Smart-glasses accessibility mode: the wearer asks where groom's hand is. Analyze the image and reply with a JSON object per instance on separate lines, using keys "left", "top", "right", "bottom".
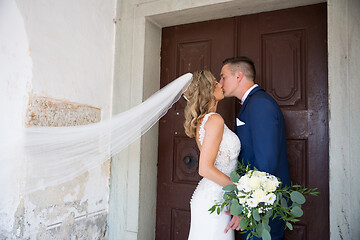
{"left": 224, "top": 211, "right": 243, "bottom": 233}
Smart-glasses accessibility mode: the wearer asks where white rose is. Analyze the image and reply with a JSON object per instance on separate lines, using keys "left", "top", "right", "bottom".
{"left": 239, "top": 197, "right": 247, "bottom": 205}
{"left": 252, "top": 189, "right": 266, "bottom": 203}
{"left": 265, "top": 193, "right": 276, "bottom": 205}
{"left": 264, "top": 179, "right": 277, "bottom": 192}
{"left": 253, "top": 170, "right": 267, "bottom": 177}
{"left": 246, "top": 198, "right": 259, "bottom": 208}
{"left": 237, "top": 192, "right": 247, "bottom": 204}
{"left": 237, "top": 176, "right": 251, "bottom": 192}
{"left": 269, "top": 176, "right": 280, "bottom": 187}
{"left": 248, "top": 176, "right": 261, "bottom": 190}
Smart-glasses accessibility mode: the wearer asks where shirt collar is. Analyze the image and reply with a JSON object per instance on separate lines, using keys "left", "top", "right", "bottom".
{"left": 241, "top": 84, "right": 258, "bottom": 105}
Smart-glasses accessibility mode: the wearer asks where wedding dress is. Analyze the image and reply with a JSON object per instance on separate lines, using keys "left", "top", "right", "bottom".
{"left": 188, "top": 112, "right": 241, "bottom": 240}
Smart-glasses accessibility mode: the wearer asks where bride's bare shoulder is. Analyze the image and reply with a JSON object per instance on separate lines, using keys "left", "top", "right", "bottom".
{"left": 195, "top": 113, "right": 223, "bottom": 145}
{"left": 203, "top": 114, "right": 224, "bottom": 137}
{"left": 205, "top": 113, "right": 224, "bottom": 126}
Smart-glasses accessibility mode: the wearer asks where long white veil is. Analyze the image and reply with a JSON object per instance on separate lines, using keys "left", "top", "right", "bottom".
{"left": 23, "top": 73, "right": 192, "bottom": 193}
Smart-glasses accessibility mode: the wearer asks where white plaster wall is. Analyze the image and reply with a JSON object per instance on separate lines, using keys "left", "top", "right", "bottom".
{"left": 328, "top": 0, "right": 360, "bottom": 239}
{"left": 16, "top": 0, "right": 116, "bottom": 236}
{"left": 348, "top": 1, "right": 360, "bottom": 238}
{"left": 0, "top": 0, "right": 32, "bottom": 238}
{"left": 15, "top": 0, "right": 115, "bottom": 118}
{"left": 1, "top": 0, "right": 117, "bottom": 238}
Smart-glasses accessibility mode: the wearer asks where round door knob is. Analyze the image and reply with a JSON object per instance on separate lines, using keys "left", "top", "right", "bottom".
{"left": 183, "top": 155, "right": 196, "bottom": 169}
{"left": 183, "top": 156, "right": 191, "bottom": 164}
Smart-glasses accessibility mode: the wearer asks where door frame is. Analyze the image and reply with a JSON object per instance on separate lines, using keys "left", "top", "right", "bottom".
{"left": 109, "top": 1, "right": 357, "bottom": 239}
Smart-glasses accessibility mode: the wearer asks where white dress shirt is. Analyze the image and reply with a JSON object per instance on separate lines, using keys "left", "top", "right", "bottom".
{"left": 241, "top": 84, "right": 258, "bottom": 105}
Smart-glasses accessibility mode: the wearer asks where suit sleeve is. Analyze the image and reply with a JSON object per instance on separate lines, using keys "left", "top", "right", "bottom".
{"left": 248, "top": 97, "right": 281, "bottom": 174}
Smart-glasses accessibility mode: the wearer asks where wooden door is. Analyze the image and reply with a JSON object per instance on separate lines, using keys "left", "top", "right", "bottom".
{"left": 156, "top": 3, "right": 328, "bottom": 240}
{"left": 237, "top": 4, "right": 328, "bottom": 240}
{"left": 156, "top": 18, "right": 237, "bottom": 240}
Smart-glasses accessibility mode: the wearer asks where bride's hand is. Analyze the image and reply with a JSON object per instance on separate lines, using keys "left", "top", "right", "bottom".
{"left": 224, "top": 212, "right": 243, "bottom": 233}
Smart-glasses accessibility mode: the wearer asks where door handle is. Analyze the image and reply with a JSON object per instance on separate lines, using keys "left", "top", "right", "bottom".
{"left": 183, "top": 154, "right": 196, "bottom": 169}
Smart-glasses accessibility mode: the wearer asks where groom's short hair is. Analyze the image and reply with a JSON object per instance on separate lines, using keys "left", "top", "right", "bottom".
{"left": 222, "top": 56, "right": 256, "bottom": 81}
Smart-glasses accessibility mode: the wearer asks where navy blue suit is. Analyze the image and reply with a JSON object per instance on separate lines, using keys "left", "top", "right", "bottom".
{"left": 235, "top": 86, "right": 291, "bottom": 240}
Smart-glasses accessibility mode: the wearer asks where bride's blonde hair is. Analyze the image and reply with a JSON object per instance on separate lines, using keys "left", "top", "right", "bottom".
{"left": 184, "top": 70, "right": 217, "bottom": 138}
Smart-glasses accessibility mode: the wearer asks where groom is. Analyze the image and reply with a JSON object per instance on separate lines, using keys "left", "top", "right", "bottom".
{"left": 219, "top": 56, "right": 291, "bottom": 240}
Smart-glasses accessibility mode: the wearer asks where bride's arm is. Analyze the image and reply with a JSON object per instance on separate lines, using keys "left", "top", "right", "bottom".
{"left": 197, "top": 114, "right": 233, "bottom": 187}
{"left": 198, "top": 114, "right": 243, "bottom": 232}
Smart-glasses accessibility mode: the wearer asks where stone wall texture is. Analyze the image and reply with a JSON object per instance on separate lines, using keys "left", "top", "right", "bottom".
{"left": 18, "top": 95, "right": 109, "bottom": 240}
{"left": 26, "top": 95, "right": 101, "bottom": 127}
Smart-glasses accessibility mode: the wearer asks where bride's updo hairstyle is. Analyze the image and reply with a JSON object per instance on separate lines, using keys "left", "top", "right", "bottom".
{"left": 184, "top": 70, "right": 217, "bottom": 138}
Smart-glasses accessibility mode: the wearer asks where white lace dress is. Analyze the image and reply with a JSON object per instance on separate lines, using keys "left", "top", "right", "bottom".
{"left": 188, "top": 113, "right": 241, "bottom": 240}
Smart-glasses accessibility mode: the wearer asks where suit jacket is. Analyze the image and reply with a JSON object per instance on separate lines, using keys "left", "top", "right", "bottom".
{"left": 235, "top": 86, "right": 291, "bottom": 240}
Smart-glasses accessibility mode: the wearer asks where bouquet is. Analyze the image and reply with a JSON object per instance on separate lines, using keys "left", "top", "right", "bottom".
{"left": 209, "top": 163, "right": 319, "bottom": 240}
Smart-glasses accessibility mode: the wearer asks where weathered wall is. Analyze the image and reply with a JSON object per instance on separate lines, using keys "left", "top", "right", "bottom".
{"left": 0, "top": 0, "right": 116, "bottom": 239}
{"left": 23, "top": 95, "right": 108, "bottom": 239}
{"left": 0, "top": 0, "right": 32, "bottom": 238}
{"left": 15, "top": 0, "right": 115, "bottom": 117}
{"left": 328, "top": 0, "right": 360, "bottom": 239}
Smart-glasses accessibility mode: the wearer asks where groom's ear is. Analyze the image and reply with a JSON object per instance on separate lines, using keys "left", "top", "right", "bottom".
{"left": 236, "top": 72, "right": 244, "bottom": 83}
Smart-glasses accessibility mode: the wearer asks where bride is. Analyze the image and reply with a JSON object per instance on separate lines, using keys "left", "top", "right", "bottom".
{"left": 183, "top": 70, "right": 241, "bottom": 240}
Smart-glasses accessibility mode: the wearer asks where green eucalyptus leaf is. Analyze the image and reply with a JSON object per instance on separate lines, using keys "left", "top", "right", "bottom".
{"left": 230, "top": 171, "right": 240, "bottom": 183}
{"left": 292, "top": 202, "right": 301, "bottom": 208}
{"left": 262, "top": 216, "right": 269, "bottom": 226}
{"left": 223, "top": 193, "right": 228, "bottom": 199}
{"left": 253, "top": 209, "right": 261, "bottom": 221}
{"left": 286, "top": 222, "right": 293, "bottom": 230}
{"left": 291, "top": 191, "right": 306, "bottom": 204}
{"left": 230, "top": 199, "right": 243, "bottom": 215}
{"left": 217, "top": 207, "right": 220, "bottom": 215}
{"left": 240, "top": 218, "right": 248, "bottom": 230}
{"left": 281, "top": 198, "right": 288, "bottom": 210}
{"left": 255, "top": 223, "right": 263, "bottom": 232}
{"left": 262, "top": 229, "right": 271, "bottom": 240}
{"left": 263, "top": 222, "right": 271, "bottom": 232}
{"left": 223, "top": 184, "right": 235, "bottom": 192}
{"left": 291, "top": 206, "right": 304, "bottom": 217}
{"left": 265, "top": 209, "right": 273, "bottom": 219}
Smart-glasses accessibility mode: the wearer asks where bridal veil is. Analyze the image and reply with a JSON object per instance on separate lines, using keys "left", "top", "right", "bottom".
{"left": 8, "top": 73, "right": 192, "bottom": 193}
